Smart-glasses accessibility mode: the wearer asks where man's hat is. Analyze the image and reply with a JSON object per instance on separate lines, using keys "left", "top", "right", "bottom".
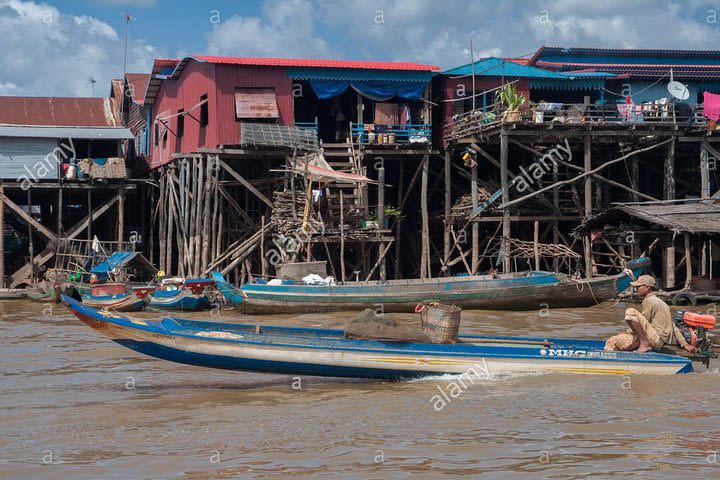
{"left": 630, "top": 274, "right": 656, "bottom": 288}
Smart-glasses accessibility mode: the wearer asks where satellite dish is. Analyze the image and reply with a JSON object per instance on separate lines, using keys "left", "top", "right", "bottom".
{"left": 667, "top": 81, "right": 690, "bottom": 100}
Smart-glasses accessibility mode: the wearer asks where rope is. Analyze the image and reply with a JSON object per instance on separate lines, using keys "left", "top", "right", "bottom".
{"left": 571, "top": 277, "right": 600, "bottom": 305}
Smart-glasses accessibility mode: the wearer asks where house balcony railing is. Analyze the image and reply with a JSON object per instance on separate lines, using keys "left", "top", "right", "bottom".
{"left": 351, "top": 123, "right": 431, "bottom": 146}
{"left": 444, "top": 101, "right": 711, "bottom": 144}
{"left": 295, "top": 118, "right": 319, "bottom": 138}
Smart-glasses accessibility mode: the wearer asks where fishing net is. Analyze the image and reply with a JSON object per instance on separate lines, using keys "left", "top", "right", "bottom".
{"left": 344, "top": 309, "right": 429, "bottom": 343}
{"left": 344, "top": 302, "right": 462, "bottom": 344}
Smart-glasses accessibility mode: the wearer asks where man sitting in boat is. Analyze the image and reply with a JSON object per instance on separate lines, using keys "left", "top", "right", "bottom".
{"left": 605, "top": 275, "right": 696, "bottom": 354}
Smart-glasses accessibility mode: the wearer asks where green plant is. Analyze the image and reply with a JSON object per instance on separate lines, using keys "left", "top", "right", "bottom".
{"left": 498, "top": 83, "right": 526, "bottom": 112}
{"left": 368, "top": 205, "right": 404, "bottom": 221}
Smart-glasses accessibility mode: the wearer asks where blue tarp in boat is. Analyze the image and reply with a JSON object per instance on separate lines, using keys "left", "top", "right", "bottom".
{"left": 90, "top": 251, "right": 157, "bottom": 281}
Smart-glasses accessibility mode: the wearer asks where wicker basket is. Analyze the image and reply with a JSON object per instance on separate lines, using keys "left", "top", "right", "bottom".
{"left": 417, "top": 302, "right": 461, "bottom": 344}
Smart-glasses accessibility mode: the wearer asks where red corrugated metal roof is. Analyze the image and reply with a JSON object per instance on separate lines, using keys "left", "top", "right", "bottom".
{"left": 0, "top": 97, "right": 120, "bottom": 127}
{"left": 192, "top": 54, "right": 439, "bottom": 71}
{"left": 125, "top": 73, "right": 150, "bottom": 105}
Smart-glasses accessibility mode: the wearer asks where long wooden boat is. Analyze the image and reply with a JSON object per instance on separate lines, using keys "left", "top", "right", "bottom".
{"left": 212, "top": 258, "right": 652, "bottom": 314}
{"left": 61, "top": 294, "right": 694, "bottom": 377}
{"left": 149, "top": 278, "right": 213, "bottom": 311}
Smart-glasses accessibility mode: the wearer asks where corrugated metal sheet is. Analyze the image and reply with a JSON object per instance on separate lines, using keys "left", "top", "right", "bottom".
{"left": 576, "top": 202, "right": 720, "bottom": 235}
{"left": 235, "top": 88, "right": 279, "bottom": 118}
{"left": 0, "top": 97, "right": 120, "bottom": 127}
{"left": 287, "top": 67, "right": 432, "bottom": 82}
{"left": 442, "top": 57, "right": 569, "bottom": 79}
{"left": 0, "top": 126, "right": 133, "bottom": 139}
{"left": 193, "top": 55, "right": 439, "bottom": 71}
{"left": 0, "top": 137, "right": 60, "bottom": 180}
{"left": 125, "top": 73, "right": 150, "bottom": 105}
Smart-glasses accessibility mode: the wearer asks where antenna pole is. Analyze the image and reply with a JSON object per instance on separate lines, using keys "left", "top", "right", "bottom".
{"left": 120, "top": 12, "right": 135, "bottom": 119}
{"left": 470, "top": 39, "right": 476, "bottom": 111}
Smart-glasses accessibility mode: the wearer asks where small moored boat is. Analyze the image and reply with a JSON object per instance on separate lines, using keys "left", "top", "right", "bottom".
{"left": 149, "top": 278, "right": 213, "bottom": 311}
{"left": 212, "top": 258, "right": 652, "bottom": 314}
{"left": 81, "top": 284, "right": 154, "bottom": 312}
{"left": 61, "top": 294, "right": 695, "bottom": 377}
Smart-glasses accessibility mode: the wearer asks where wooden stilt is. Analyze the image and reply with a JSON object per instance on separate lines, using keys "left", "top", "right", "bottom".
{"left": 420, "top": 155, "right": 430, "bottom": 278}
{"left": 0, "top": 182, "right": 4, "bottom": 288}
{"left": 684, "top": 234, "right": 692, "bottom": 290}
{"left": 27, "top": 189, "right": 34, "bottom": 282}
{"left": 201, "top": 158, "right": 213, "bottom": 273}
{"left": 377, "top": 165, "right": 386, "bottom": 280}
{"left": 663, "top": 140, "right": 677, "bottom": 289}
{"left": 394, "top": 162, "right": 404, "bottom": 279}
{"left": 471, "top": 161, "right": 478, "bottom": 274}
{"left": 86, "top": 189, "right": 92, "bottom": 241}
{"left": 701, "top": 141, "right": 710, "bottom": 199}
{"left": 166, "top": 173, "right": 175, "bottom": 275}
{"left": 500, "top": 128, "right": 510, "bottom": 272}
{"left": 117, "top": 186, "right": 125, "bottom": 246}
{"left": 149, "top": 185, "right": 155, "bottom": 265}
{"left": 583, "top": 134, "right": 592, "bottom": 278}
{"left": 533, "top": 220, "right": 540, "bottom": 270}
{"left": 340, "top": 191, "right": 346, "bottom": 282}
{"left": 260, "top": 215, "right": 267, "bottom": 280}
{"left": 443, "top": 150, "right": 451, "bottom": 267}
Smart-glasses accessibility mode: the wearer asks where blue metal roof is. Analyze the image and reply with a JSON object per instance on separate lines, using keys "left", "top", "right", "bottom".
{"left": 287, "top": 67, "right": 432, "bottom": 82}
{"left": 442, "top": 57, "right": 569, "bottom": 79}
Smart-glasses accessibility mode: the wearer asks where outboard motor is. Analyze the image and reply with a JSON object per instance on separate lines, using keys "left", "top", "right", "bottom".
{"left": 674, "top": 311, "right": 717, "bottom": 361}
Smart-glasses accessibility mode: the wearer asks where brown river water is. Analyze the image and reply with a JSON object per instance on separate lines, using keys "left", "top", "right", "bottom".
{"left": 2, "top": 298, "right": 719, "bottom": 479}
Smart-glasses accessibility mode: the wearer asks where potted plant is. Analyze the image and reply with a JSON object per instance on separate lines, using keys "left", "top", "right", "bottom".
{"left": 498, "top": 83, "right": 526, "bottom": 122}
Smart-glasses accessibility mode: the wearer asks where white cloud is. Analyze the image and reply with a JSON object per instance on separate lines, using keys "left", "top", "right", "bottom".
{"left": 206, "top": 0, "right": 333, "bottom": 58}
{"left": 0, "top": 0, "right": 160, "bottom": 96}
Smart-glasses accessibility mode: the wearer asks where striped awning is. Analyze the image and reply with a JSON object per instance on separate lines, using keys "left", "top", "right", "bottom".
{"left": 288, "top": 67, "right": 432, "bottom": 82}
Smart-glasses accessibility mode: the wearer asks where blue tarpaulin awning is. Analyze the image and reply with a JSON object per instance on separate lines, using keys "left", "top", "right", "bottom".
{"left": 308, "top": 79, "right": 428, "bottom": 101}
{"left": 91, "top": 251, "right": 157, "bottom": 280}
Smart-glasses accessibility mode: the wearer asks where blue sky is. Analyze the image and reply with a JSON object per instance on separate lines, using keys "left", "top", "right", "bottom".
{"left": 1, "top": 0, "right": 719, "bottom": 97}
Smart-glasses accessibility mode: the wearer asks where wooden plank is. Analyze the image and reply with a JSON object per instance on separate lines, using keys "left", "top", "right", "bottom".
{"left": 0, "top": 192, "right": 56, "bottom": 241}
{"left": 218, "top": 159, "right": 274, "bottom": 208}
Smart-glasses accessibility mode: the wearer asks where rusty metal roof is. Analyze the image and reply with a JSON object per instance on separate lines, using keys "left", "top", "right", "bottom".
{"left": 125, "top": 73, "right": 150, "bottom": 105}
{"left": 575, "top": 200, "right": 720, "bottom": 235}
{"left": 0, "top": 97, "right": 120, "bottom": 127}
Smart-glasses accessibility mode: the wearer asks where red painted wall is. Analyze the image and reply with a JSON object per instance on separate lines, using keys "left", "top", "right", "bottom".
{"left": 149, "top": 61, "right": 295, "bottom": 169}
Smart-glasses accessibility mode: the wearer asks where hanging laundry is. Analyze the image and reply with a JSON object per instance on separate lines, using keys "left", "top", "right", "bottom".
{"left": 617, "top": 104, "right": 633, "bottom": 120}
{"left": 703, "top": 92, "right": 720, "bottom": 121}
{"left": 374, "top": 102, "right": 399, "bottom": 125}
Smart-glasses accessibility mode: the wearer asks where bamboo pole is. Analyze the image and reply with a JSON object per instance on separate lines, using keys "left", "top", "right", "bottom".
{"left": 193, "top": 155, "right": 205, "bottom": 276}
{"left": 201, "top": 157, "right": 213, "bottom": 273}
{"left": 211, "top": 158, "right": 220, "bottom": 273}
{"left": 365, "top": 242, "right": 393, "bottom": 281}
{"left": 340, "top": 191, "right": 346, "bottom": 282}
